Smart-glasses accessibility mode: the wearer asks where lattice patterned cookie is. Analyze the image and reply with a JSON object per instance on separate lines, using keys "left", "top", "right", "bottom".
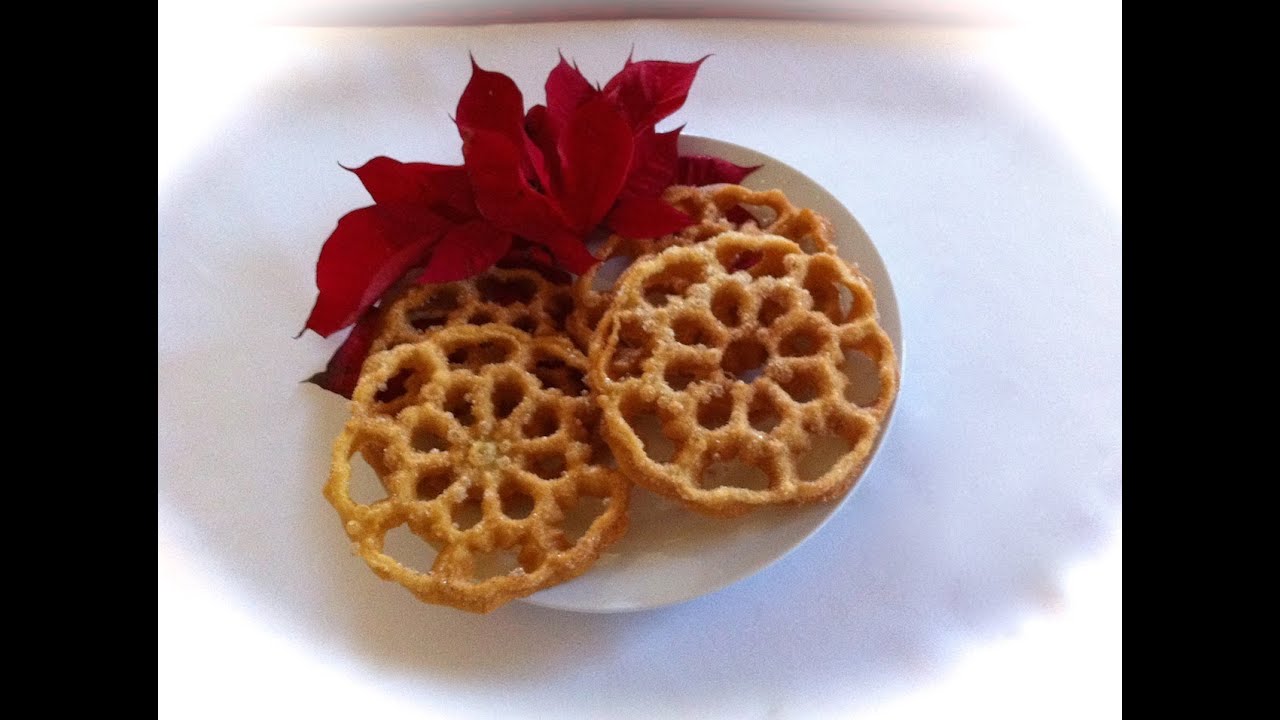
{"left": 567, "top": 184, "right": 836, "bottom": 349}
{"left": 325, "top": 324, "right": 629, "bottom": 613}
{"left": 370, "top": 267, "right": 575, "bottom": 354}
{"left": 587, "top": 231, "right": 898, "bottom": 517}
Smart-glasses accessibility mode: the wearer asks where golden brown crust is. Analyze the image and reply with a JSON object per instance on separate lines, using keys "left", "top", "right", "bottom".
{"left": 587, "top": 232, "right": 898, "bottom": 518}
{"left": 324, "top": 325, "right": 630, "bottom": 613}
{"left": 566, "top": 185, "right": 837, "bottom": 350}
{"left": 371, "top": 267, "right": 575, "bottom": 354}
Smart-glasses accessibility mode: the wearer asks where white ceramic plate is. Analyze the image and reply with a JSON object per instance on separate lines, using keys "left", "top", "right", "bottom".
{"left": 159, "top": 136, "right": 899, "bottom": 616}
{"left": 524, "top": 134, "right": 903, "bottom": 612}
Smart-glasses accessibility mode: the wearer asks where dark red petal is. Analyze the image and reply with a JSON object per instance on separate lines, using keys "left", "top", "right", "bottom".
{"left": 346, "top": 157, "right": 476, "bottom": 224}
{"left": 304, "top": 206, "right": 438, "bottom": 337}
{"left": 461, "top": 126, "right": 571, "bottom": 243}
{"left": 304, "top": 305, "right": 384, "bottom": 399}
{"left": 416, "top": 220, "right": 512, "bottom": 284}
{"left": 602, "top": 56, "right": 708, "bottom": 131}
{"left": 537, "top": 230, "right": 599, "bottom": 275}
{"left": 545, "top": 53, "right": 598, "bottom": 130}
{"left": 622, "top": 125, "right": 681, "bottom": 198}
{"left": 421, "top": 168, "right": 479, "bottom": 221}
{"left": 605, "top": 194, "right": 692, "bottom": 239}
{"left": 456, "top": 57, "right": 525, "bottom": 142}
{"left": 523, "top": 104, "right": 557, "bottom": 192}
{"left": 676, "top": 155, "right": 762, "bottom": 186}
{"left": 455, "top": 60, "right": 540, "bottom": 187}
{"left": 554, "top": 96, "right": 634, "bottom": 231}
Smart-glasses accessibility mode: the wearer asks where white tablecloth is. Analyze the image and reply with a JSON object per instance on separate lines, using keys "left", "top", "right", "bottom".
{"left": 159, "top": 13, "right": 1120, "bottom": 720}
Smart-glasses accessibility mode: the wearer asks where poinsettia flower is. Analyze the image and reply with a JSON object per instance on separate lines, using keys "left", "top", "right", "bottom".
{"left": 460, "top": 55, "right": 711, "bottom": 252}
{"left": 540, "top": 54, "right": 695, "bottom": 200}
{"left": 528, "top": 53, "right": 761, "bottom": 237}
{"left": 456, "top": 59, "right": 615, "bottom": 273}
{"left": 470, "top": 56, "right": 639, "bottom": 238}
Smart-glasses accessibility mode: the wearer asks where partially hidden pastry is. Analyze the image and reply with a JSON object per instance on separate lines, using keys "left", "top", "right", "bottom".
{"left": 325, "top": 324, "right": 629, "bottom": 613}
{"left": 371, "top": 266, "right": 575, "bottom": 355}
{"left": 587, "top": 231, "right": 898, "bottom": 517}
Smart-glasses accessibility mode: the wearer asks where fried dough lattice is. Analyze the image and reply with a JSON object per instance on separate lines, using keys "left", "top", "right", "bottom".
{"left": 324, "top": 325, "right": 630, "bottom": 613}
{"left": 371, "top": 267, "right": 575, "bottom": 354}
{"left": 588, "top": 232, "right": 898, "bottom": 517}
{"left": 567, "top": 184, "right": 836, "bottom": 349}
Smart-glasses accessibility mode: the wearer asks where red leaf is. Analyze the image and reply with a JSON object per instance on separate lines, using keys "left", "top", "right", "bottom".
{"left": 554, "top": 95, "right": 634, "bottom": 231}
{"left": 461, "top": 126, "right": 570, "bottom": 243}
{"left": 676, "top": 155, "right": 762, "bottom": 186}
{"left": 304, "top": 206, "right": 438, "bottom": 337}
{"left": 455, "top": 57, "right": 525, "bottom": 141}
{"left": 605, "top": 194, "right": 692, "bottom": 239}
{"left": 622, "top": 125, "right": 681, "bottom": 197}
{"left": 545, "top": 53, "right": 598, "bottom": 131}
{"left": 538, "top": 230, "right": 600, "bottom": 275}
{"left": 456, "top": 59, "right": 547, "bottom": 187}
{"left": 603, "top": 56, "right": 708, "bottom": 131}
{"left": 304, "top": 305, "right": 384, "bottom": 398}
{"left": 346, "top": 157, "right": 475, "bottom": 223}
{"left": 462, "top": 120, "right": 601, "bottom": 277}
{"left": 523, "top": 104, "right": 557, "bottom": 192}
{"left": 416, "top": 220, "right": 512, "bottom": 284}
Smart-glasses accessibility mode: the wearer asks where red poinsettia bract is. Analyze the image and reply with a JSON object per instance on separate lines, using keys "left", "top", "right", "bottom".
{"left": 302, "top": 53, "right": 760, "bottom": 397}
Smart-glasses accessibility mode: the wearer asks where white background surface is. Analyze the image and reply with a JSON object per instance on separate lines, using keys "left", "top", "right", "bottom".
{"left": 158, "top": 6, "right": 1121, "bottom": 719}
